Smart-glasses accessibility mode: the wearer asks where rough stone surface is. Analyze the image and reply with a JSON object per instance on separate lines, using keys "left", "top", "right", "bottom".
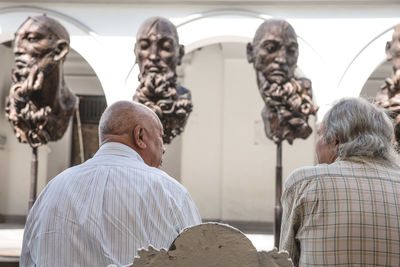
{"left": 116, "top": 223, "right": 293, "bottom": 267}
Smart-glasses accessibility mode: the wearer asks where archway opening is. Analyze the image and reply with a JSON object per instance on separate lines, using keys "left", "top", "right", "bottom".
{"left": 0, "top": 39, "right": 105, "bottom": 219}
{"left": 359, "top": 59, "right": 391, "bottom": 99}
{"left": 164, "top": 41, "right": 316, "bottom": 235}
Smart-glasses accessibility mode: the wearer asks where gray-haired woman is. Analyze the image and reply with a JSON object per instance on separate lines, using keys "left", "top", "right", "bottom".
{"left": 280, "top": 97, "right": 400, "bottom": 267}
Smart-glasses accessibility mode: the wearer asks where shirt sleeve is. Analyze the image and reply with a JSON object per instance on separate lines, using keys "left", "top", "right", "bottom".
{"left": 175, "top": 191, "right": 202, "bottom": 231}
{"left": 20, "top": 231, "right": 34, "bottom": 267}
{"left": 280, "top": 177, "right": 302, "bottom": 266}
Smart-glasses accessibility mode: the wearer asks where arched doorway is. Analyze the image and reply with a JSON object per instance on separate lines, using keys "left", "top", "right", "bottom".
{"left": 360, "top": 59, "right": 391, "bottom": 99}
{"left": 338, "top": 26, "right": 395, "bottom": 101}
{"left": 0, "top": 7, "right": 112, "bottom": 219}
{"left": 177, "top": 41, "right": 316, "bottom": 230}
{"left": 0, "top": 38, "right": 105, "bottom": 220}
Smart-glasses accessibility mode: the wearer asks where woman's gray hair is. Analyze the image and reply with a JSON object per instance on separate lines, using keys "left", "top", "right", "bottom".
{"left": 321, "top": 97, "right": 398, "bottom": 165}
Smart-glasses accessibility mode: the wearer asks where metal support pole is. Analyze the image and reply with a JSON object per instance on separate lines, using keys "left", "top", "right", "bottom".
{"left": 75, "top": 100, "right": 85, "bottom": 163}
{"left": 28, "top": 147, "right": 38, "bottom": 210}
{"left": 274, "top": 142, "right": 283, "bottom": 248}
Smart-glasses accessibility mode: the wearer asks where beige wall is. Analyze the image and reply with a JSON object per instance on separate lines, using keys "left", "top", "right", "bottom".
{"left": 180, "top": 44, "right": 225, "bottom": 220}
{"left": 161, "top": 136, "right": 183, "bottom": 181}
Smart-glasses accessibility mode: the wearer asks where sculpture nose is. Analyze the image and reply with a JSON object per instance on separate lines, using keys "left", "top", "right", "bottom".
{"left": 149, "top": 45, "right": 160, "bottom": 62}
{"left": 13, "top": 40, "right": 24, "bottom": 55}
{"left": 275, "top": 49, "right": 287, "bottom": 64}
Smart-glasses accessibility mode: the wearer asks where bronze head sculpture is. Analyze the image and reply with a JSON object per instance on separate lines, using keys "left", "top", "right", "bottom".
{"left": 5, "top": 15, "right": 77, "bottom": 147}
{"left": 247, "top": 19, "right": 318, "bottom": 144}
{"left": 375, "top": 24, "right": 400, "bottom": 146}
{"left": 133, "top": 16, "right": 193, "bottom": 144}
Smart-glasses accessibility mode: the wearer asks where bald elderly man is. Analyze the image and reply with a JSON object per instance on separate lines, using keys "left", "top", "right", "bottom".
{"left": 20, "top": 101, "right": 201, "bottom": 267}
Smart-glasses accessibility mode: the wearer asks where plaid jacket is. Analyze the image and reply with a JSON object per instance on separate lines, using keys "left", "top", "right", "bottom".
{"left": 280, "top": 157, "right": 400, "bottom": 267}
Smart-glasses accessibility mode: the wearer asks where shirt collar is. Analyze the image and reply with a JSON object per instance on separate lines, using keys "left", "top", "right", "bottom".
{"left": 94, "top": 142, "right": 144, "bottom": 163}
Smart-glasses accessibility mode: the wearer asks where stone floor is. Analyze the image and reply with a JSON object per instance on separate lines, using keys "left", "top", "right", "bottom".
{"left": 0, "top": 223, "right": 274, "bottom": 265}
{"left": 0, "top": 224, "right": 23, "bottom": 266}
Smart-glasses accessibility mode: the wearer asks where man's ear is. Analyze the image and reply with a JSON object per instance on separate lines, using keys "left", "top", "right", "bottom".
{"left": 133, "top": 125, "right": 147, "bottom": 149}
{"left": 54, "top": 40, "right": 69, "bottom": 62}
{"left": 386, "top": 41, "right": 393, "bottom": 61}
{"left": 246, "top": 42, "right": 254, "bottom": 63}
{"left": 177, "top": 44, "right": 184, "bottom": 66}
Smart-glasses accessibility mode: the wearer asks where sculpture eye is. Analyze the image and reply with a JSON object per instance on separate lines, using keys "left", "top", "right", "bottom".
{"left": 26, "top": 35, "right": 38, "bottom": 42}
{"left": 287, "top": 47, "right": 297, "bottom": 56}
{"left": 264, "top": 42, "right": 278, "bottom": 53}
{"left": 139, "top": 40, "right": 150, "bottom": 49}
{"left": 161, "top": 40, "right": 173, "bottom": 51}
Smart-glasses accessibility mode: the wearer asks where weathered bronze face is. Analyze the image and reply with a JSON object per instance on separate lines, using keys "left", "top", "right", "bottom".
{"left": 14, "top": 18, "right": 64, "bottom": 79}
{"left": 5, "top": 16, "right": 76, "bottom": 147}
{"left": 133, "top": 17, "right": 192, "bottom": 144}
{"left": 135, "top": 17, "right": 184, "bottom": 78}
{"left": 386, "top": 25, "right": 400, "bottom": 72}
{"left": 248, "top": 19, "right": 317, "bottom": 144}
{"left": 247, "top": 20, "right": 298, "bottom": 86}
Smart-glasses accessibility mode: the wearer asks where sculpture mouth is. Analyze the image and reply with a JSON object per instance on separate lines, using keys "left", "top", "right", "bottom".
{"left": 146, "top": 65, "right": 162, "bottom": 73}
{"left": 270, "top": 70, "right": 287, "bottom": 78}
{"left": 14, "top": 58, "right": 27, "bottom": 69}
{"left": 149, "top": 67, "right": 160, "bottom": 72}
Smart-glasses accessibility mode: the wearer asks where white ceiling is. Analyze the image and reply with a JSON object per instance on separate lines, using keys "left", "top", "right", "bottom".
{"left": 0, "top": 0, "right": 398, "bottom": 5}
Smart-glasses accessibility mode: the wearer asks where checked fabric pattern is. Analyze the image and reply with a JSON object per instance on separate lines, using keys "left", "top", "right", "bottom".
{"left": 280, "top": 157, "right": 400, "bottom": 267}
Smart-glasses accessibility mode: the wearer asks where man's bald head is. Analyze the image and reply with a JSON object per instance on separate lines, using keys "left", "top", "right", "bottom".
{"left": 99, "top": 101, "right": 156, "bottom": 143}
{"left": 99, "top": 100, "right": 165, "bottom": 167}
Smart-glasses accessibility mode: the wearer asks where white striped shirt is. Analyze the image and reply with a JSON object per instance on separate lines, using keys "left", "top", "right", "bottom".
{"left": 20, "top": 142, "right": 201, "bottom": 267}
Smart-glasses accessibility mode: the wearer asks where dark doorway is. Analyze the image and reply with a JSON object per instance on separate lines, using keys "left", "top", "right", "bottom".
{"left": 70, "top": 95, "right": 107, "bottom": 166}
